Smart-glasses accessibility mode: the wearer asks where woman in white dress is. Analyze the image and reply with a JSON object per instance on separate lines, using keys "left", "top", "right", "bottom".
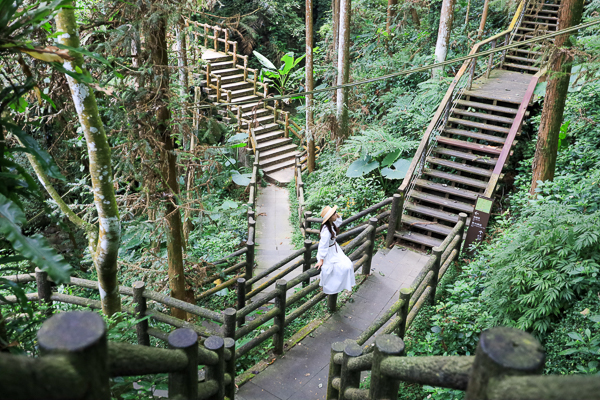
{"left": 315, "top": 205, "right": 356, "bottom": 295}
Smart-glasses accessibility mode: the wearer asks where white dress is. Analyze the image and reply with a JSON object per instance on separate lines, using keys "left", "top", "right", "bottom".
{"left": 317, "top": 218, "right": 356, "bottom": 295}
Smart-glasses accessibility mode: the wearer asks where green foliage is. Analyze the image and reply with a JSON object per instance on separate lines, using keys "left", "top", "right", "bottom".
{"left": 254, "top": 50, "right": 306, "bottom": 96}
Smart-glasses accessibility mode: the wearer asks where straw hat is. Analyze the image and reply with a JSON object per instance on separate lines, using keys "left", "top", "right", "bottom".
{"left": 320, "top": 205, "right": 338, "bottom": 225}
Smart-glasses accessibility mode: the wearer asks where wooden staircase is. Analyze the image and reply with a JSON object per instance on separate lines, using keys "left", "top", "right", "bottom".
{"left": 395, "top": 0, "right": 559, "bottom": 250}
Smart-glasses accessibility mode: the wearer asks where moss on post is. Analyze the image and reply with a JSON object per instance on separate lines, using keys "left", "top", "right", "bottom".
{"left": 370, "top": 334, "right": 404, "bottom": 399}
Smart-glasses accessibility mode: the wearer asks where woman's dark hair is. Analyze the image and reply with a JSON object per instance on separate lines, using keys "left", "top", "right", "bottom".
{"left": 320, "top": 219, "right": 339, "bottom": 239}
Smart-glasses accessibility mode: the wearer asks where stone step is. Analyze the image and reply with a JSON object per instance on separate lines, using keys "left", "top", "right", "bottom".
{"left": 255, "top": 137, "right": 293, "bottom": 152}
{"left": 259, "top": 151, "right": 300, "bottom": 168}
{"left": 262, "top": 159, "right": 296, "bottom": 174}
{"left": 256, "top": 130, "right": 284, "bottom": 144}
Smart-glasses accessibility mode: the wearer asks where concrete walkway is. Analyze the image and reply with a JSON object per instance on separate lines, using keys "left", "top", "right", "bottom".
{"left": 237, "top": 246, "right": 430, "bottom": 400}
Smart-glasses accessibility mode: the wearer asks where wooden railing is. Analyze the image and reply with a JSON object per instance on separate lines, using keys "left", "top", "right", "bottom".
{"left": 326, "top": 327, "right": 600, "bottom": 400}
{"left": 0, "top": 311, "right": 236, "bottom": 400}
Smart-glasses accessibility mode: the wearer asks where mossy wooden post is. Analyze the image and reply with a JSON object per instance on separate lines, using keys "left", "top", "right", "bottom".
{"left": 429, "top": 247, "right": 443, "bottom": 305}
{"left": 133, "top": 281, "right": 150, "bottom": 346}
{"left": 204, "top": 336, "right": 225, "bottom": 400}
{"left": 35, "top": 268, "right": 52, "bottom": 307}
{"left": 245, "top": 240, "right": 255, "bottom": 292}
{"left": 386, "top": 193, "right": 402, "bottom": 248}
{"left": 168, "top": 328, "right": 198, "bottom": 399}
{"left": 326, "top": 342, "right": 345, "bottom": 399}
{"left": 397, "top": 288, "right": 413, "bottom": 339}
{"left": 236, "top": 278, "right": 246, "bottom": 328}
{"left": 339, "top": 341, "right": 362, "bottom": 398}
{"left": 364, "top": 218, "right": 378, "bottom": 275}
{"left": 224, "top": 338, "right": 236, "bottom": 400}
{"left": 327, "top": 293, "right": 338, "bottom": 313}
{"left": 303, "top": 239, "right": 312, "bottom": 287}
{"left": 273, "top": 280, "right": 287, "bottom": 354}
{"left": 222, "top": 308, "right": 237, "bottom": 340}
{"left": 457, "top": 212, "right": 467, "bottom": 254}
{"left": 304, "top": 211, "right": 313, "bottom": 235}
{"left": 370, "top": 334, "right": 405, "bottom": 400}
{"left": 38, "top": 311, "right": 109, "bottom": 399}
{"left": 465, "top": 327, "right": 545, "bottom": 400}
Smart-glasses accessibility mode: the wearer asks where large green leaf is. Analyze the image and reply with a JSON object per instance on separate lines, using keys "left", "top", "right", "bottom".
{"left": 381, "top": 150, "right": 401, "bottom": 168}
{"left": 231, "top": 171, "right": 252, "bottom": 186}
{"left": 293, "top": 53, "right": 306, "bottom": 68}
{"left": 280, "top": 52, "right": 294, "bottom": 74}
{"left": 381, "top": 158, "right": 411, "bottom": 180}
{"left": 0, "top": 194, "right": 71, "bottom": 283}
{"left": 252, "top": 50, "right": 276, "bottom": 70}
{"left": 346, "top": 157, "right": 379, "bottom": 178}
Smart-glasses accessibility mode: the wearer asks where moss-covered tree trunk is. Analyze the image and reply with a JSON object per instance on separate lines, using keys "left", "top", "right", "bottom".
{"left": 55, "top": 5, "right": 121, "bottom": 316}
{"left": 433, "top": 0, "right": 456, "bottom": 78}
{"left": 145, "top": 9, "right": 187, "bottom": 319}
{"left": 530, "top": 0, "right": 584, "bottom": 195}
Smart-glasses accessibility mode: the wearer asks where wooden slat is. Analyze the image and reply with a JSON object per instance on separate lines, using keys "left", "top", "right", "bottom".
{"left": 463, "top": 90, "right": 524, "bottom": 104}
{"left": 505, "top": 54, "right": 540, "bottom": 63}
{"left": 433, "top": 147, "right": 498, "bottom": 166}
{"left": 422, "top": 168, "right": 489, "bottom": 190}
{"left": 436, "top": 137, "right": 503, "bottom": 155}
{"left": 525, "top": 14, "right": 558, "bottom": 20}
{"left": 456, "top": 100, "right": 519, "bottom": 114}
{"left": 448, "top": 117, "right": 511, "bottom": 134}
{"left": 502, "top": 62, "right": 541, "bottom": 72}
{"left": 518, "top": 27, "right": 550, "bottom": 33}
{"left": 414, "top": 178, "right": 480, "bottom": 200}
{"left": 405, "top": 202, "right": 460, "bottom": 224}
{"left": 409, "top": 190, "right": 476, "bottom": 213}
{"left": 394, "top": 230, "right": 443, "bottom": 248}
{"left": 402, "top": 215, "right": 453, "bottom": 236}
{"left": 443, "top": 128, "right": 506, "bottom": 144}
{"left": 427, "top": 156, "right": 493, "bottom": 177}
{"left": 452, "top": 109, "right": 515, "bottom": 124}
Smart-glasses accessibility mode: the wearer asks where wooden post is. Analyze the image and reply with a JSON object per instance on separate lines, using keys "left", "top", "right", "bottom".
{"left": 203, "top": 25, "right": 208, "bottom": 47}
{"left": 326, "top": 342, "right": 346, "bottom": 399}
{"left": 429, "top": 247, "right": 443, "bottom": 305}
{"left": 222, "top": 308, "right": 236, "bottom": 339}
{"left": 303, "top": 239, "right": 312, "bottom": 287}
{"left": 304, "top": 211, "right": 313, "bottom": 235}
{"left": 465, "top": 327, "right": 545, "bottom": 400}
{"left": 396, "top": 287, "right": 413, "bottom": 339}
{"left": 467, "top": 57, "right": 476, "bottom": 90}
{"left": 486, "top": 39, "right": 496, "bottom": 78}
{"left": 364, "top": 218, "right": 378, "bottom": 275}
{"left": 226, "top": 90, "right": 232, "bottom": 112}
{"left": 224, "top": 337, "right": 236, "bottom": 400}
{"left": 204, "top": 336, "right": 225, "bottom": 400}
{"left": 213, "top": 27, "right": 218, "bottom": 50}
{"left": 245, "top": 240, "right": 255, "bottom": 292}
{"left": 369, "top": 335, "right": 405, "bottom": 400}
{"left": 216, "top": 76, "right": 221, "bottom": 103}
{"left": 133, "top": 281, "right": 150, "bottom": 346}
{"left": 35, "top": 268, "right": 52, "bottom": 306}
{"left": 273, "top": 279, "right": 287, "bottom": 354}
{"left": 327, "top": 293, "right": 338, "bottom": 313}
{"left": 38, "top": 311, "right": 110, "bottom": 400}
{"left": 232, "top": 42, "right": 237, "bottom": 64}
{"left": 339, "top": 341, "right": 362, "bottom": 398}
{"left": 243, "top": 56, "right": 248, "bottom": 80}
{"left": 457, "top": 212, "right": 467, "bottom": 255}
{"left": 224, "top": 29, "right": 229, "bottom": 53}
{"left": 500, "top": 33, "right": 509, "bottom": 68}
{"left": 284, "top": 112, "right": 290, "bottom": 138}
{"left": 386, "top": 193, "right": 402, "bottom": 248}
{"left": 168, "top": 328, "right": 199, "bottom": 400}
{"left": 206, "top": 63, "right": 212, "bottom": 84}
{"left": 236, "top": 278, "right": 246, "bottom": 328}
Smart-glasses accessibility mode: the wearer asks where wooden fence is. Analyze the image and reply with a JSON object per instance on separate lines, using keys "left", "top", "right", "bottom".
{"left": 327, "top": 327, "right": 600, "bottom": 400}
{"left": 0, "top": 311, "right": 235, "bottom": 400}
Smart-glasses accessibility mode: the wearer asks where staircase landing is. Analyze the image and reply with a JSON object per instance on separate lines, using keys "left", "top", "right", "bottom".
{"left": 468, "top": 69, "right": 534, "bottom": 103}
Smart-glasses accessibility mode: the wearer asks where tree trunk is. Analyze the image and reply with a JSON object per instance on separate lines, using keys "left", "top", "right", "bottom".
{"left": 145, "top": 10, "right": 188, "bottom": 320}
{"left": 336, "top": 0, "right": 351, "bottom": 142}
{"left": 433, "top": 0, "right": 456, "bottom": 78}
{"left": 386, "top": 0, "right": 398, "bottom": 34}
{"left": 55, "top": 5, "right": 122, "bottom": 316}
{"left": 332, "top": 0, "right": 340, "bottom": 60}
{"left": 410, "top": 7, "right": 421, "bottom": 28}
{"left": 477, "top": 0, "right": 491, "bottom": 39}
{"left": 530, "top": 0, "right": 584, "bottom": 195}
{"left": 306, "top": 0, "right": 316, "bottom": 172}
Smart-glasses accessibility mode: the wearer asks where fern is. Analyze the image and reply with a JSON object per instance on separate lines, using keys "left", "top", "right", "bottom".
{"left": 340, "top": 128, "right": 419, "bottom": 158}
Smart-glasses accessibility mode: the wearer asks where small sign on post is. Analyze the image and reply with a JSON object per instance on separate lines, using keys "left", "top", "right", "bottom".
{"left": 463, "top": 196, "right": 493, "bottom": 253}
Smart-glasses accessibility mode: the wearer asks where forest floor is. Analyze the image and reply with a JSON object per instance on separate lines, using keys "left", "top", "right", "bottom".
{"left": 237, "top": 247, "right": 430, "bottom": 400}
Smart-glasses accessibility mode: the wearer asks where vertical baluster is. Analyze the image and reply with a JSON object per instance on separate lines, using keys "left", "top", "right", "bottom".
{"left": 303, "top": 239, "right": 312, "bottom": 287}
{"left": 467, "top": 57, "right": 477, "bottom": 90}
{"left": 222, "top": 308, "right": 236, "bottom": 340}
{"left": 364, "top": 218, "right": 378, "bottom": 275}
{"left": 457, "top": 212, "right": 468, "bottom": 255}
{"left": 213, "top": 27, "right": 218, "bottom": 50}
{"left": 224, "top": 338, "right": 236, "bottom": 400}
{"left": 284, "top": 111, "right": 289, "bottom": 138}
{"left": 245, "top": 239, "right": 255, "bottom": 292}
{"left": 224, "top": 29, "right": 229, "bottom": 53}
{"left": 216, "top": 76, "right": 221, "bottom": 103}
{"left": 429, "top": 247, "right": 443, "bottom": 305}
{"left": 486, "top": 39, "right": 496, "bottom": 78}
{"left": 326, "top": 342, "right": 346, "bottom": 399}
{"left": 133, "top": 281, "right": 150, "bottom": 346}
{"left": 396, "top": 288, "right": 414, "bottom": 339}
{"left": 236, "top": 278, "right": 246, "bottom": 328}
{"left": 204, "top": 336, "right": 225, "bottom": 400}
{"left": 204, "top": 25, "right": 208, "bottom": 47}
{"left": 168, "top": 328, "right": 199, "bottom": 400}
{"left": 35, "top": 268, "right": 52, "bottom": 306}
{"left": 272, "top": 279, "right": 287, "bottom": 354}
{"left": 243, "top": 56, "right": 248, "bottom": 80}
{"left": 386, "top": 193, "right": 402, "bottom": 248}
{"left": 232, "top": 42, "right": 238, "bottom": 65}
{"left": 339, "top": 341, "right": 363, "bottom": 399}
{"left": 369, "top": 335, "right": 405, "bottom": 400}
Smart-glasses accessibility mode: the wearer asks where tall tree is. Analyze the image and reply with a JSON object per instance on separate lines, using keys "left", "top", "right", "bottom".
{"left": 336, "top": 0, "right": 351, "bottom": 141}
{"left": 477, "top": 0, "right": 491, "bottom": 39}
{"left": 145, "top": 5, "right": 187, "bottom": 319}
{"left": 306, "top": 0, "right": 316, "bottom": 172}
{"left": 432, "top": 0, "right": 456, "bottom": 78}
{"left": 530, "top": 0, "right": 585, "bottom": 195}
{"left": 54, "top": 5, "right": 122, "bottom": 316}
{"left": 386, "top": 0, "right": 398, "bottom": 34}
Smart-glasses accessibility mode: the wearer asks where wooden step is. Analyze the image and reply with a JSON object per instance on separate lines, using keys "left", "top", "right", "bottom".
{"left": 394, "top": 230, "right": 443, "bottom": 248}
{"left": 255, "top": 137, "right": 293, "bottom": 152}
{"left": 260, "top": 144, "right": 298, "bottom": 159}
{"left": 518, "top": 27, "right": 550, "bottom": 33}
{"left": 414, "top": 178, "right": 480, "bottom": 200}
{"left": 427, "top": 156, "right": 493, "bottom": 177}
{"left": 443, "top": 128, "right": 506, "bottom": 145}
{"left": 514, "top": 33, "right": 550, "bottom": 40}
{"left": 241, "top": 109, "right": 270, "bottom": 119}
{"left": 212, "top": 68, "right": 241, "bottom": 77}
{"left": 402, "top": 215, "right": 453, "bottom": 236}
{"left": 404, "top": 202, "right": 460, "bottom": 224}
{"left": 210, "top": 60, "right": 234, "bottom": 70}
{"left": 263, "top": 159, "right": 296, "bottom": 174}
{"left": 208, "top": 88, "right": 255, "bottom": 101}
{"left": 433, "top": 147, "right": 498, "bottom": 166}
{"left": 452, "top": 109, "right": 515, "bottom": 124}
{"left": 253, "top": 123, "right": 280, "bottom": 135}
{"left": 456, "top": 100, "right": 519, "bottom": 115}
{"left": 463, "top": 90, "right": 523, "bottom": 104}
{"left": 437, "top": 137, "right": 503, "bottom": 155}
{"left": 245, "top": 115, "right": 275, "bottom": 126}
{"left": 221, "top": 81, "right": 253, "bottom": 91}
{"left": 409, "top": 190, "right": 476, "bottom": 213}
{"left": 239, "top": 102, "right": 266, "bottom": 112}
{"left": 231, "top": 95, "right": 262, "bottom": 103}
{"left": 505, "top": 54, "right": 540, "bottom": 64}
{"left": 520, "top": 21, "right": 557, "bottom": 28}
{"left": 204, "top": 74, "right": 245, "bottom": 85}
{"left": 529, "top": 8, "right": 559, "bottom": 15}
{"left": 259, "top": 151, "right": 299, "bottom": 168}
{"left": 525, "top": 14, "right": 558, "bottom": 21}
{"left": 512, "top": 48, "right": 544, "bottom": 56}
{"left": 448, "top": 117, "right": 510, "bottom": 134}
{"left": 502, "top": 62, "right": 541, "bottom": 72}
{"left": 256, "top": 130, "right": 283, "bottom": 144}
{"left": 202, "top": 54, "right": 232, "bottom": 63}
{"left": 422, "top": 168, "right": 489, "bottom": 190}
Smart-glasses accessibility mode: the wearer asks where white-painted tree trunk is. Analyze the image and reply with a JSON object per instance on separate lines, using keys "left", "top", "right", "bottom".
{"left": 433, "top": 0, "right": 456, "bottom": 78}
{"left": 336, "top": 0, "right": 351, "bottom": 140}
{"left": 306, "top": 0, "right": 315, "bottom": 172}
{"left": 55, "top": 4, "right": 122, "bottom": 316}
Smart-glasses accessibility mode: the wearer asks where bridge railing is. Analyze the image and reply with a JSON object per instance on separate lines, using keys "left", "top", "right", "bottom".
{"left": 326, "top": 327, "right": 600, "bottom": 400}
{"left": 0, "top": 311, "right": 236, "bottom": 400}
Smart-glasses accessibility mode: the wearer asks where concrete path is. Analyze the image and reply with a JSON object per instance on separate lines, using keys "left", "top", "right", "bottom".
{"left": 237, "top": 246, "right": 430, "bottom": 400}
